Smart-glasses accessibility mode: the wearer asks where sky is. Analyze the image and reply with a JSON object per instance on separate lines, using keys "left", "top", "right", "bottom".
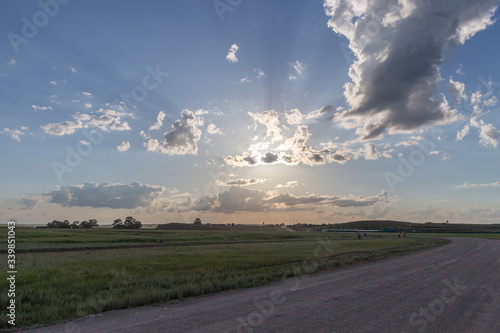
{"left": 1, "top": 0, "right": 499, "bottom": 225}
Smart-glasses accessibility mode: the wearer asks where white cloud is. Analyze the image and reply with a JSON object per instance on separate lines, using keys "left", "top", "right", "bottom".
{"left": 41, "top": 120, "right": 83, "bottom": 136}
{"left": 144, "top": 138, "right": 160, "bottom": 152}
{"left": 41, "top": 105, "right": 133, "bottom": 136}
{"left": 44, "top": 182, "right": 164, "bottom": 209}
{"left": 240, "top": 76, "right": 251, "bottom": 83}
{"left": 8, "top": 59, "right": 16, "bottom": 66}
{"left": 285, "top": 109, "right": 303, "bottom": 125}
{"left": 82, "top": 91, "right": 92, "bottom": 97}
{"left": 289, "top": 60, "right": 304, "bottom": 80}
{"left": 478, "top": 122, "right": 499, "bottom": 148}
{"left": 276, "top": 181, "right": 299, "bottom": 189}
{"left": 226, "top": 44, "right": 239, "bottom": 63}
{"left": 71, "top": 67, "right": 77, "bottom": 73}
{"left": 457, "top": 181, "right": 500, "bottom": 188}
{"left": 446, "top": 78, "right": 467, "bottom": 104}
{"left": 2, "top": 128, "right": 25, "bottom": 141}
{"left": 456, "top": 124, "right": 470, "bottom": 141}
{"left": 249, "top": 110, "right": 283, "bottom": 143}
{"left": 84, "top": 103, "right": 92, "bottom": 109}
{"left": 149, "top": 111, "right": 167, "bottom": 131}
{"left": 324, "top": 0, "right": 498, "bottom": 140}
{"left": 140, "top": 130, "right": 151, "bottom": 140}
{"left": 225, "top": 125, "right": 352, "bottom": 167}
{"left": 31, "top": 105, "right": 53, "bottom": 111}
{"left": 79, "top": 140, "right": 90, "bottom": 145}
{"left": 50, "top": 81, "right": 57, "bottom": 85}
{"left": 217, "top": 178, "right": 267, "bottom": 187}
{"left": 470, "top": 118, "right": 499, "bottom": 148}
{"left": 117, "top": 141, "right": 131, "bottom": 152}
{"left": 207, "top": 123, "right": 224, "bottom": 135}
{"left": 254, "top": 68, "right": 266, "bottom": 78}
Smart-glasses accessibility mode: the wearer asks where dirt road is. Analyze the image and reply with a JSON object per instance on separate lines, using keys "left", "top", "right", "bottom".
{"left": 23, "top": 237, "right": 499, "bottom": 333}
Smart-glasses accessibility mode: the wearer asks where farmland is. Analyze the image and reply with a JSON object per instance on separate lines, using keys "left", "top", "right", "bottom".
{"left": 1, "top": 226, "right": 447, "bottom": 329}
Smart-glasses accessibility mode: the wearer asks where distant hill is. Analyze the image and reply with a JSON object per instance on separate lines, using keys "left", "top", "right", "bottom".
{"left": 315, "top": 220, "right": 500, "bottom": 233}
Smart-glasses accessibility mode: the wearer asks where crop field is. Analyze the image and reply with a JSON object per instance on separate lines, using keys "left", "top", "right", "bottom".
{"left": 0, "top": 227, "right": 448, "bottom": 329}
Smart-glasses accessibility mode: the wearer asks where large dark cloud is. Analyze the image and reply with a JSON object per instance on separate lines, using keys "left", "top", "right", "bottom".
{"left": 325, "top": 0, "right": 499, "bottom": 139}
{"left": 45, "top": 182, "right": 164, "bottom": 209}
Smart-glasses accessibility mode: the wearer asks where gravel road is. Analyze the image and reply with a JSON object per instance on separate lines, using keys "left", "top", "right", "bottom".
{"left": 23, "top": 237, "right": 499, "bottom": 333}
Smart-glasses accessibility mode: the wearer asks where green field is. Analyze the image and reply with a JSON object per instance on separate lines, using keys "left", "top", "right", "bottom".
{"left": 0, "top": 227, "right": 448, "bottom": 329}
{"left": 416, "top": 233, "right": 500, "bottom": 240}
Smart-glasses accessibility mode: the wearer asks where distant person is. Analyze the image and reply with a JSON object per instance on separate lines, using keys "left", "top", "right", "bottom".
{"left": 158, "top": 237, "right": 164, "bottom": 243}
{"left": 328, "top": 233, "right": 331, "bottom": 240}
{"left": 357, "top": 233, "right": 361, "bottom": 240}
{"left": 363, "top": 233, "right": 367, "bottom": 240}
{"left": 342, "top": 234, "right": 345, "bottom": 240}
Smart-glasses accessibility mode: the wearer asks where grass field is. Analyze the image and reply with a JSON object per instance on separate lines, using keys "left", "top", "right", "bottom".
{"left": 416, "top": 233, "right": 500, "bottom": 240}
{"left": 0, "top": 227, "right": 448, "bottom": 329}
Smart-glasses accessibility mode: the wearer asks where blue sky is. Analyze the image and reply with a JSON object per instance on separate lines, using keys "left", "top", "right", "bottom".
{"left": 1, "top": 0, "right": 499, "bottom": 225}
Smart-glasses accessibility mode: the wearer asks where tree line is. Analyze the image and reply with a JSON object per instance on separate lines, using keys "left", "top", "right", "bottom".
{"left": 46, "top": 216, "right": 142, "bottom": 229}
{"left": 47, "top": 219, "right": 98, "bottom": 229}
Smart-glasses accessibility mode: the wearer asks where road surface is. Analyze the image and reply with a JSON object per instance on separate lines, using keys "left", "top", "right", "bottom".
{"left": 23, "top": 237, "right": 499, "bottom": 333}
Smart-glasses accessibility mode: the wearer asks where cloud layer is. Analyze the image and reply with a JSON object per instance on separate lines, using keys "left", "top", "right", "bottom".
{"left": 45, "top": 182, "right": 164, "bottom": 209}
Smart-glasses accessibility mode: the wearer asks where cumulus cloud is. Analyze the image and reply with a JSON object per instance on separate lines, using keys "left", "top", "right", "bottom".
{"left": 249, "top": 110, "right": 283, "bottom": 143}
{"left": 41, "top": 104, "right": 132, "bottom": 135}
{"left": 325, "top": 0, "right": 499, "bottom": 140}
{"left": 149, "top": 111, "right": 167, "bottom": 131}
{"left": 8, "top": 59, "right": 16, "bottom": 66}
{"left": 146, "top": 110, "right": 203, "bottom": 155}
{"left": 207, "top": 123, "right": 224, "bottom": 135}
{"left": 45, "top": 182, "right": 164, "bottom": 209}
{"left": 31, "top": 105, "right": 53, "bottom": 111}
{"left": 117, "top": 141, "right": 130, "bottom": 152}
{"left": 82, "top": 91, "right": 92, "bottom": 97}
{"left": 470, "top": 117, "right": 499, "bottom": 148}
{"left": 225, "top": 117, "right": 352, "bottom": 167}
{"left": 285, "top": 109, "right": 304, "bottom": 125}
{"left": 41, "top": 120, "right": 83, "bottom": 136}
{"left": 226, "top": 44, "right": 239, "bottom": 63}
{"left": 446, "top": 78, "right": 467, "bottom": 104}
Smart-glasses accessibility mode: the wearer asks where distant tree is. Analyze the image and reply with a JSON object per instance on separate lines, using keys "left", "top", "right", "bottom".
{"left": 71, "top": 221, "right": 80, "bottom": 229}
{"left": 194, "top": 218, "right": 202, "bottom": 225}
{"left": 80, "top": 219, "right": 99, "bottom": 229}
{"left": 231, "top": 223, "right": 234, "bottom": 226}
{"left": 124, "top": 216, "right": 142, "bottom": 229}
{"left": 112, "top": 219, "right": 124, "bottom": 229}
{"left": 113, "top": 217, "right": 141, "bottom": 229}
{"left": 47, "top": 220, "right": 70, "bottom": 228}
